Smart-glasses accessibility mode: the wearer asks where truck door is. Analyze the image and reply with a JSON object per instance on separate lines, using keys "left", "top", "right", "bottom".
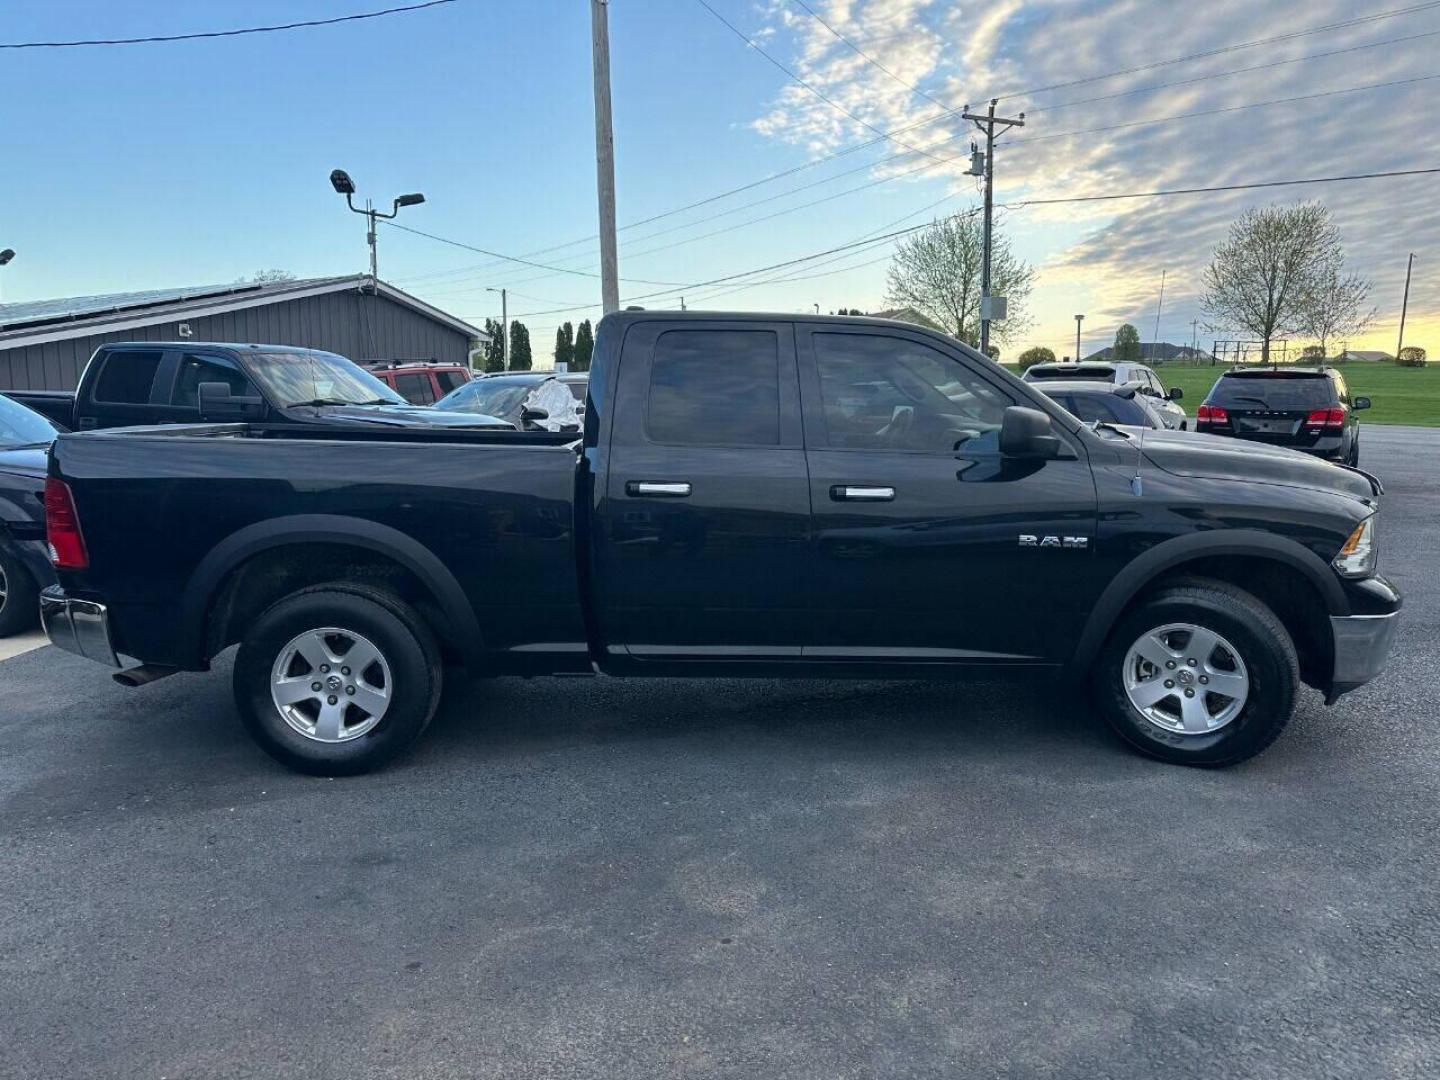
{"left": 592, "top": 319, "right": 811, "bottom": 659}
{"left": 797, "top": 325, "right": 1098, "bottom": 662}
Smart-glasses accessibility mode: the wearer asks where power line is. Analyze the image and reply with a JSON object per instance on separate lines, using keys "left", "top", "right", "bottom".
{"left": 403, "top": 1, "right": 1440, "bottom": 288}
{"left": 509, "top": 165, "right": 1440, "bottom": 318}
{"left": 0, "top": 0, "right": 458, "bottom": 48}
{"left": 692, "top": 0, "right": 961, "bottom": 166}
{"left": 786, "top": 0, "right": 959, "bottom": 113}
{"left": 380, "top": 221, "right": 691, "bottom": 286}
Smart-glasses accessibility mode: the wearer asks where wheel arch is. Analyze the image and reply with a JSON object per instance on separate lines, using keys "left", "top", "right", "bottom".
{"left": 1069, "top": 530, "right": 1346, "bottom": 679}
{"left": 178, "top": 515, "right": 483, "bottom": 668}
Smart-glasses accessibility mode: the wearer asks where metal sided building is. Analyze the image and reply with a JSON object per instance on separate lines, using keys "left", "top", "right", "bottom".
{"left": 0, "top": 275, "right": 488, "bottom": 391}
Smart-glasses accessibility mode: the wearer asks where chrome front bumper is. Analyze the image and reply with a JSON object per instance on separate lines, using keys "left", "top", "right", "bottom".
{"left": 1329, "top": 611, "right": 1400, "bottom": 697}
{"left": 40, "top": 587, "right": 120, "bottom": 668}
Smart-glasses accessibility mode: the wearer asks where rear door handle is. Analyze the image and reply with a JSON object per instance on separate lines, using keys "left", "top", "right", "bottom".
{"left": 626, "top": 481, "right": 692, "bottom": 498}
{"left": 831, "top": 485, "right": 895, "bottom": 501}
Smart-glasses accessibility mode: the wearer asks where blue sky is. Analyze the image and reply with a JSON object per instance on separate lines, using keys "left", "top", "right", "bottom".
{"left": 3, "top": 0, "right": 1437, "bottom": 359}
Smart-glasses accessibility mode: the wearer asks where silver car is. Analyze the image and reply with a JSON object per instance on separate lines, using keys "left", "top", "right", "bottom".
{"left": 1023, "top": 361, "right": 1187, "bottom": 430}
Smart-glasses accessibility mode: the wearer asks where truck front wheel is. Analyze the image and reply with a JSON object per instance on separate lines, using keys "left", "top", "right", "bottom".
{"left": 1094, "top": 580, "right": 1298, "bottom": 767}
{"left": 233, "top": 585, "right": 442, "bottom": 775}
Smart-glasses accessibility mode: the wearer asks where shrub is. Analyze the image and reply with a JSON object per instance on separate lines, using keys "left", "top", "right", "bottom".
{"left": 1017, "top": 346, "right": 1055, "bottom": 370}
{"left": 1397, "top": 346, "right": 1427, "bottom": 367}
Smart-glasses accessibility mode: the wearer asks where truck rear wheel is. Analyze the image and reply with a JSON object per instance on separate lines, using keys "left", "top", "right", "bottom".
{"left": 0, "top": 547, "right": 40, "bottom": 638}
{"left": 233, "top": 585, "right": 442, "bottom": 775}
{"left": 1093, "top": 580, "right": 1298, "bottom": 767}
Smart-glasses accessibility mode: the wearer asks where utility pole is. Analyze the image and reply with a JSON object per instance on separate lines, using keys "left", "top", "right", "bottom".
{"left": 962, "top": 99, "right": 1025, "bottom": 355}
{"left": 1074, "top": 314, "right": 1084, "bottom": 363}
{"left": 487, "top": 287, "right": 508, "bottom": 369}
{"left": 590, "top": 0, "right": 620, "bottom": 315}
{"left": 1396, "top": 252, "right": 1415, "bottom": 361}
{"left": 679, "top": 296, "right": 686, "bottom": 311}
{"left": 1150, "top": 269, "right": 1166, "bottom": 364}
{"left": 366, "top": 199, "right": 377, "bottom": 280}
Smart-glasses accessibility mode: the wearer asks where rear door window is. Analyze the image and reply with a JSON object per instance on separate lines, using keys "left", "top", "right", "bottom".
{"left": 647, "top": 329, "right": 780, "bottom": 446}
{"left": 435, "top": 370, "right": 466, "bottom": 395}
{"left": 92, "top": 350, "right": 164, "bottom": 404}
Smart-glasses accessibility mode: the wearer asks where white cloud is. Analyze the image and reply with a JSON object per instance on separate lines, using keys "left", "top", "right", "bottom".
{"left": 743, "top": 0, "right": 1440, "bottom": 350}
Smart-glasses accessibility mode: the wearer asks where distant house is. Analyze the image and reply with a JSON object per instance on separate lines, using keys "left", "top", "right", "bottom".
{"left": 868, "top": 307, "right": 948, "bottom": 333}
{"left": 1332, "top": 350, "right": 1393, "bottom": 363}
{"left": 0, "top": 275, "right": 487, "bottom": 391}
{"left": 1084, "top": 342, "right": 1215, "bottom": 363}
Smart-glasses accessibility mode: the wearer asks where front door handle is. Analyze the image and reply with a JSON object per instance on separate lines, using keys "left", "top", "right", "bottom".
{"left": 831, "top": 485, "right": 895, "bottom": 501}
{"left": 627, "top": 481, "right": 692, "bottom": 498}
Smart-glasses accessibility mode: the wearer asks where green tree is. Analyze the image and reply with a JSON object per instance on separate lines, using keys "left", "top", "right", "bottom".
{"left": 508, "top": 320, "right": 533, "bottom": 371}
{"left": 1300, "top": 344, "right": 1326, "bottom": 361}
{"left": 573, "top": 319, "right": 595, "bottom": 372}
{"left": 1017, "top": 345, "right": 1056, "bottom": 371}
{"left": 1113, "top": 324, "right": 1142, "bottom": 364}
{"left": 884, "top": 213, "right": 1034, "bottom": 347}
{"left": 1397, "top": 345, "right": 1427, "bottom": 367}
{"left": 481, "top": 319, "right": 506, "bottom": 373}
{"left": 1201, "top": 201, "right": 1342, "bottom": 363}
{"left": 554, "top": 322, "right": 575, "bottom": 369}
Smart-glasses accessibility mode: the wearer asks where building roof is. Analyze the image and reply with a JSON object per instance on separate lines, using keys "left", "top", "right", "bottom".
{"left": 1336, "top": 350, "right": 1393, "bottom": 361}
{"left": 0, "top": 275, "right": 486, "bottom": 351}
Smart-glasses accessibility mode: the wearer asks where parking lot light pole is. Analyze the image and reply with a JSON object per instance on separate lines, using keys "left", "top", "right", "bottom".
{"left": 1074, "top": 314, "right": 1084, "bottom": 363}
{"left": 328, "top": 170, "right": 425, "bottom": 282}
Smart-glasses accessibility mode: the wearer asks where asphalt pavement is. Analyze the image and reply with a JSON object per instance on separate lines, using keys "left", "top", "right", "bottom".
{"left": 2, "top": 427, "right": 1437, "bottom": 1079}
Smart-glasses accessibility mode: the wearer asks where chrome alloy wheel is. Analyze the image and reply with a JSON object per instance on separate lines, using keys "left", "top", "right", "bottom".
{"left": 0, "top": 563, "right": 8, "bottom": 613}
{"left": 269, "top": 627, "right": 392, "bottom": 743}
{"left": 1123, "top": 622, "right": 1249, "bottom": 735}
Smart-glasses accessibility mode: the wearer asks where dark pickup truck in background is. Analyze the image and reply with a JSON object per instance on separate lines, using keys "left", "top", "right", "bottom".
{"left": 41, "top": 312, "right": 1399, "bottom": 775}
{"left": 11, "top": 341, "right": 511, "bottom": 432}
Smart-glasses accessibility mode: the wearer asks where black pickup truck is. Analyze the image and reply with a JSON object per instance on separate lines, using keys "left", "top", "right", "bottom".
{"left": 10, "top": 341, "right": 510, "bottom": 432}
{"left": 41, "top": 312, "right": 1399, "bottom": 775}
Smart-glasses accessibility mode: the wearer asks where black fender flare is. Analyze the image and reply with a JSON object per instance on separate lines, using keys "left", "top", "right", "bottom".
{"left": 178, "top": 514, "right": 483, "bottom": 667}
{"left": 1067, "top": 529, "right": 1347, "bottom": 674}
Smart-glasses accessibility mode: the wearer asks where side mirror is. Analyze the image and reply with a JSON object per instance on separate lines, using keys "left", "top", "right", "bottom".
{"left": 1353, "top": 396, "right": 1371, "bottom": 411}
{"left": 519, "top": 406, "right": 550, "bottom": 426}
{"left": 198, "top": 381, "right": 263, "bottom": 421}
{"left": 1167, "top": 386, "right": 1184, "bottom": 401}
{"left": 1000, "top": 405, "right": 1064, "bottom": 459}
{"left": 197, "top": 381, "right": 243, "bottom": 420}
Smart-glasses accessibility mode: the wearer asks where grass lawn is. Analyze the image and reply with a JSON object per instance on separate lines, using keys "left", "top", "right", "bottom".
{"left": 1005, "top": 361, "right": 1440, "bottom": 427}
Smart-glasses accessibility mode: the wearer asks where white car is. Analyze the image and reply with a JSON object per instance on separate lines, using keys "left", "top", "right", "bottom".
{"left": 1023, "top": 361, "right": 1188, "bottom": 430}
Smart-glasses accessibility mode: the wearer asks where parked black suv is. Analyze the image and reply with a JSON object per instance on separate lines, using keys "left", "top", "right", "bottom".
{"left": 1196, "top": 367, "right": 1368, "bottom": 465}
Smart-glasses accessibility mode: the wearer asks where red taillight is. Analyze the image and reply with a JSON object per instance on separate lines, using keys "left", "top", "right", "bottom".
{"left": 1197, "top": 404, "right": 1229, "bottom": 425}
{"left": 1305, "top": 407, "right": 1345, "bottom": 429}
{"left": 44, "top": 477, "right": 89, "bottom": 569}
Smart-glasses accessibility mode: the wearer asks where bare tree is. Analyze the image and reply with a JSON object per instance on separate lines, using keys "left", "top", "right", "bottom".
{"left": 237, "top": 269, "right": 296, "bottom": 284}
{"left": 1201, "top": 202, "right": 1339, "bottom": 363}
{"left": 885, "top": 214, "right": 1033, "bottom": 346}
{"left": 1299, "top": 262, "right": 1374, "bottom": 357}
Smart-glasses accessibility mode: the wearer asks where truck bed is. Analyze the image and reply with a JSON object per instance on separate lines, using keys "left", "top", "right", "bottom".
{"left": 51, "top": 423, "right": 588, "bottom": 668}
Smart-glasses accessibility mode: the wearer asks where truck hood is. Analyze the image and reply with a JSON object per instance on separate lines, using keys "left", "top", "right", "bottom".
{"left": 288, "top": 403, "right": 515, "bottom": 429}
{"left": 1138, "top": 428, "right": 1380, "bottom": 500}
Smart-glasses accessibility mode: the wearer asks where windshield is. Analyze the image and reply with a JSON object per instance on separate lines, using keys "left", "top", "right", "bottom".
{"left": 434, "top": 378, "right": 536, "bottom": 417}
{"left": 246, "top": 351, "right": 407, "bottom": 408}
{"left": 0, "top": 395, "right": 58, "bottom": 448}
{"left": 1209, "top": 374, "right": 1334, "bottom": 411}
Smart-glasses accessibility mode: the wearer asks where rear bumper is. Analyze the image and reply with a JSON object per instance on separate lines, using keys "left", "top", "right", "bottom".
{"left": 1327, "top": 610, "right": 1400, "bottom": 701}
{"left": 40, "top": 586, "right": 120, "bottom": 667}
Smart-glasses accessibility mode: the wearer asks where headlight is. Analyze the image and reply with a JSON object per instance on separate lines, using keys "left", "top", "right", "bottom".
{"left": 1333, "top": 514, "right": 1377, "bottom": 578}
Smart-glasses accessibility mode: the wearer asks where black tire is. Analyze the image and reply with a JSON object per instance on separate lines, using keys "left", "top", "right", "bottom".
{"left": 1093, "top": 579, "right": 1298, "bottom": 767}
{"left": 1347, "top": 438, "right": 1360, "bottom": 468}
{"left": 0, "top": 546, "right": 40, "bottom": 638}
{"left": 233, "top": 584, "right": 442, "bottom": 776}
